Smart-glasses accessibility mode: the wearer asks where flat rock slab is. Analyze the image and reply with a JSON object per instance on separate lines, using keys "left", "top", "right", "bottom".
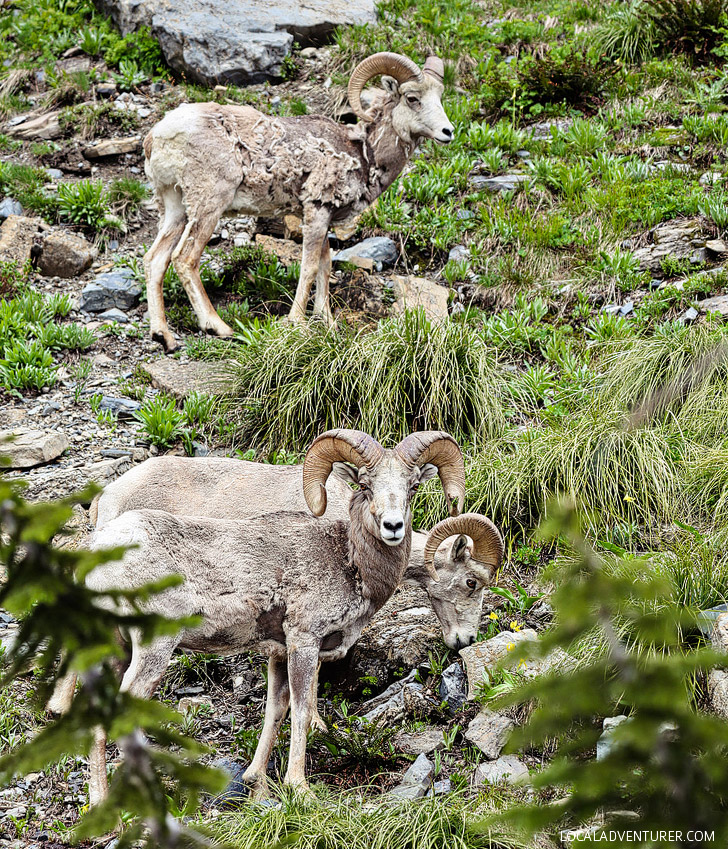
{"left": 469, "top": 173, "right": 530, "bottom": 192}
{"left": 631, "top": 219, "right": 705, "bottom": 272}
{"left": 473, "top": 755, "right": 529, "bottom": 786}
{"left": 698, "top": 294, "right": 728, "bottom": 316}
{"left": 140, "top": 358, "right": 230, "bottom": 399}
{"left": 459, "top": 629, "right": 569, "bottom": 698}
{"left": 255, "top": 234, "right": 302, "bottom": 265}
{"left": 390, "top": 274, "right": 450, "bottom": 320}
{"left": 83, "top": 136, "right": 142, "bottom": 158}
{"left": 334, "top": 237, "right": 398, "bottom": 272}
{"left": 0, "top": 428, "right": 69, "bottom": 469}
{"left": 389, "top": 752, "right": 435, "bottom": 800}
{"left": 6, "top": 110, "right": 61, "bottom": 140}
{"left": 394, "top": 726, "right": 444, "bottom": 755}
{"left": 97, "top": 0, "right": 375, "bottom": 85}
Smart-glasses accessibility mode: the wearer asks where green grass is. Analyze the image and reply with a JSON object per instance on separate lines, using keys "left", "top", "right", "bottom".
{"left": 223, "top": 309, "right": 504, "bottom": 452}
{"left": 210, "top": 788, "right": 531, "bottom": 849}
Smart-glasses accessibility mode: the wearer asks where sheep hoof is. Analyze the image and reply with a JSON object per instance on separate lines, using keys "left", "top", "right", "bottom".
{"left": 151, "top": 328, "right": 179, "bottom": 352}
{"left": 310, "top": 712, "right": 327, "bottom": 733}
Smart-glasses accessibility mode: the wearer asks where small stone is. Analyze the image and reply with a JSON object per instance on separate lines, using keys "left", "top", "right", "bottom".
{"left": 334, "top": 236, "right": 398, "bottom": 272}
{"left": 98, "top": 307, "right": 130, "bottom": 323}
{"left": 678, "top": 306, "right": 698, "bottom": 324}
{"left": 178, "top": 695, "right": 212, "bottom": 712}
{"left": 473, "top": 755, "right": 529, "bottom": 786}
{"left": 464, "top": 709, "right": 514, "bottom": 759}
{"left": 439, "top": 662, "right": 468, "bottom": 712}
{"left": 432, "top": 778, "right": 451, "bottom": 795}
{"left": 596, "top": 715, "right": 630, "bottom": 761}
{"left": 711, "top": 610, "right": 728, "bottom": 652}
{"left": 41, "top": 402, "right": 61, "bottom": 416}
{"left": 0, "top": 428, "right": 69, "bottom": 469}
{"left": 448, "top": 245, "right": 470, "bottom": 264}
{"left": 300, "top": 46, "right": 318, "bottom": 58}
{"left": 619, "top": 300, "right": 634, "bottom": 316}
{"left": 0, "top": 198, "right": 23, "bottom": 219}
{"left": 95, "top": 81, "right": 118, "bottom": 97}
{"left": 99, "top": 396, "right": 142, "bottom": 419}
{"left": 0, "top": 215, "right": 48, "bottom": 265}
{"left": 708, "top": 669, "right": 728, "bottom": 719}
{"left": 80, "top": 268, "right": 141, "bottom": 313}
{"left": 211, "top": 758, "right": 249, "bottom": 808}
{"left": 390, "top": 274, "right": 449, "bottom": 321}
{"left": 469, "top": 173, "right": 529, "bottom": 193}
{"left": 699, "top": 171, "right": 721, "bottom": 187}
{"left": 706, "top": 238, "right": 728, "bottom": 254}
{"left": 389, "top": 752, "right": 435, "bottom": 799}
{"left": 45, "top": 168, "right": 64, "bottom": 180}
{"left": 37, "top": 229, "right": 97, "bottom": 278}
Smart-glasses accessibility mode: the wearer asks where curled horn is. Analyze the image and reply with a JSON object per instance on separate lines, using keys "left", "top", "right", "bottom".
{"left": 348, "top": 52, "right": 423, "bottom": 123}
{"left": 394, "top": 431, "right": 466, "bottom": 517}
{"left": 303, "top": 429, "right": 384, "bottom": 517}
{"left": 424, "top": 514, "right": 504, "bottom": 582}
{"left": 423, "top": 56, "right": 445, "bottom": 83}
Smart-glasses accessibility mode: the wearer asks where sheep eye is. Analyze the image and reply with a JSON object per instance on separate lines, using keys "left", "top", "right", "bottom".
{"left": 406, "top": 95, "right": 420, "bottom": 106}
{"left": 466, "top": 579, "right": 478, "bottom": 590}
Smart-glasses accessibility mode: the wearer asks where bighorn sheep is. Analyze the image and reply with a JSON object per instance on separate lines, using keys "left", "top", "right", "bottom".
{"left": 88, "top": 456, "right": 500, "bottom": 650}
{"left": 142, "top": 52, "right": 453, "bottom": 350}
{"left": 81, "top": 430, "right": 469, "bottom": 802}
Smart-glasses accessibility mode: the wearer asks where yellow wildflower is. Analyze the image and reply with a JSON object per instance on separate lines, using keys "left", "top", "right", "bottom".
{"left": 507, "top": 642, "right": 515, "bottom": 652}
{"left": 489, "top": 611, "right": 499, "bottom": 620}
{"left": 510, "top": 620, "right": 521, "bottom": 631}
{"left": 624, "top": 495, "right": 635, "bottom": 503}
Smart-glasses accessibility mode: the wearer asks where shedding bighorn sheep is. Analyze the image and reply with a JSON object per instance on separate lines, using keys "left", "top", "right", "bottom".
{"left": 81, "top": 430, "right": 468, "bottom": 802}
{"left": 142, "top": 53, "right": 453, "bottom": 350}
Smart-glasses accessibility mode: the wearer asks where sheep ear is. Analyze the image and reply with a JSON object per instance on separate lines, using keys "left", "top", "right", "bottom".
{"left": 381, "top": 75, "right": 400, "bottom": 97}
{"left": 417, "top": 462, "right": 439, "bottom": 484}
{"left": 331, "top": 461, "right": 360, "bottom": 485}
{"left": 450, "top": 534, "right": 470, "bottom": 563}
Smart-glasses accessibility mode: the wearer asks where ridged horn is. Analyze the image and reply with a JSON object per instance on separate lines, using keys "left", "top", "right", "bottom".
{"left": 348, "top": 52, "right": 423, "bottom": 123}
{"left": 303, "top": 429, "right": 384, "bottom": 517}
{"left": 424, "top": 514, "right": 504, "bottom": 582}
{"left": 394, "top": 431, "right": 465, "bottom": 517}
{"left": 423, "top": 56, "right": 445, "bottom": 83}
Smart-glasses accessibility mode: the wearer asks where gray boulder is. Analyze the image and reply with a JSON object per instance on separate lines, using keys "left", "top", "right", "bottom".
{"left": 80, "top": 268, "right": 141, "bottom": 313}
{"left": 37, "top": 230, "right": 97, "bottom": 278}
{"left": 439, "top": 662, "right": 468, "bottom": 712}
{"left": 334, "top": 237, "right": 399, "bottom": 272}
{"left": 96, "top": 0, "right": 375, "bottom": 85}
{"left": 99, "top": 396, "right": 142, "bottom": 419}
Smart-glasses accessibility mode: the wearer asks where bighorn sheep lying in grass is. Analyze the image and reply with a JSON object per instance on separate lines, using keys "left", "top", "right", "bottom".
{"left": 80, "top": 430, "right": 468, "bottom": 802}
{"left": 143, "top": 52, "right": 453, "bottom": 350}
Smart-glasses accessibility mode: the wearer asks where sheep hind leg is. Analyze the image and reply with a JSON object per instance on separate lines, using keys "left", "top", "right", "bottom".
{"left": 288, "top": 207, "right": 330, "bottom": 323}
{"left": 312, "top": 234, "right": 333, "bottom": 324}
{"left": 242, "top": 656, "right": 290, "bottom": 800}
{"left": 283, "top": 642, "right": 319, "bottom": 792}
{"left": 144, "top": 187, "right": 186, "bottom": 352}
{"left": 171, "top": 214, "right": 234, "bottom": 339}
{"left": 47, "top": 669, "right": 77, "bottom": 715}
{"left": 87, "top": 635, "right": 178, "bottom": 807}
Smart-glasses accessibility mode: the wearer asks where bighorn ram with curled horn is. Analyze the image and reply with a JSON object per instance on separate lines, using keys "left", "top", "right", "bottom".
{"left": 81, "top": 430, "right": 464, "bottom": 802}
{"left": 143, "top": 53, "right": 453, "bottom": 350}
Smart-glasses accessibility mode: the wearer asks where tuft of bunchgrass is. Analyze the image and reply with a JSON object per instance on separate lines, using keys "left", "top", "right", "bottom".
{"left": 223, "top": 310, "right": 504, "bottom": 452}
{"left": 210, "top": 786, "right": 531, "bottom": 849}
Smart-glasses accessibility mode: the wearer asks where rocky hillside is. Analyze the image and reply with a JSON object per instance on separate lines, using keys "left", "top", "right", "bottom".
{"left": 3, "top": 0, "right": 728, "bottom": 846}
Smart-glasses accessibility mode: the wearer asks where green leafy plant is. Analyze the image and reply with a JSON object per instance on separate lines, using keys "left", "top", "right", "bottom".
{"left": 134, "top": 395, "right": 184, "bottom": 448}
{"left": 57, "top": 179, "right": 111, "bottom": 229}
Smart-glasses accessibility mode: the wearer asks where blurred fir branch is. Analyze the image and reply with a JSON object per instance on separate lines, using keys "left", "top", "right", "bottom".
{"left": 0, "top": 466, "right": 226, "bottom": 847}
{"left": 478, "top": 498, "right": 728, "bottom": 847}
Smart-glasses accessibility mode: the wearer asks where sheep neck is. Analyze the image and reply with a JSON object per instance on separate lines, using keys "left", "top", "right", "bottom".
{"left": 347, "top": 491, "right": 411, "bottom": 611}
{"left": 364, "top": 110, "right": 413, "bottom": 198}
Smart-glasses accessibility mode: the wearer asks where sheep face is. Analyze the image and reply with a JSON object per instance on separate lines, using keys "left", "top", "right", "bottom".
{"left": 381, "top": 74, "right": 453, "bottom": 145}
{"left": 333, "top": 457, "right": 438, "bottom": 547}
{"left": 427, "top": 535, "right": 495, "bottom": 650}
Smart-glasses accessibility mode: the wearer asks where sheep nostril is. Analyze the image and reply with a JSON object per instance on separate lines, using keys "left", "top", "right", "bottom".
{"left": 442, "top": 127, "right": 453, "bottom": 138}
{"left": 383, "top": 519, "right": 404, "bottom": 533}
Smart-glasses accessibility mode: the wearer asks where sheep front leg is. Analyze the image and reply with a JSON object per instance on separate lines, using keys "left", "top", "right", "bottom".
{"left": 312, "top": 233, "right": 333, "bottom": 324}
{"left": 288, "top": 207, "right": 330, "bottom": 323}
{"left": 242, "top": 656, "right": 290, "bottom": 800}
{"left": 283, "top": 641, "right": 319, "bottom": 791}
